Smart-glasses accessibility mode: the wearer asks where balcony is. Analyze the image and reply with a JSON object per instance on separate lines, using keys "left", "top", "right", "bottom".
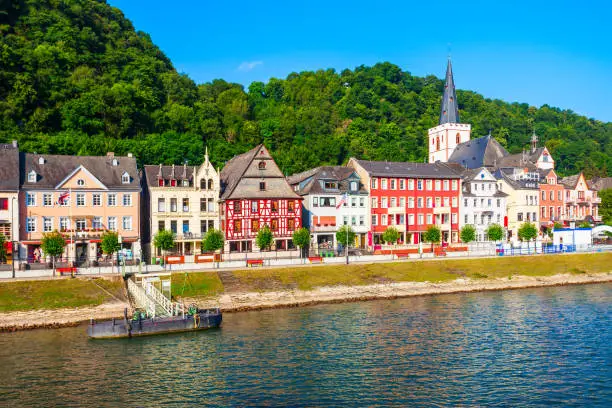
{"left": 387, "top": 206, "right": 405, "bottom": 215}
{"left": 174, "top": 232, "right": 203, "bottom": 241}
{"left": 433, "top": 206, "right": 451, "bottom": 215}
{"left": 60, "top": 229, "right": 107, "bottom": 240}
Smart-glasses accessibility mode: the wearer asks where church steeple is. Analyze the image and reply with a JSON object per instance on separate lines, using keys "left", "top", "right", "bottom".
{"left": 439, "top": 58, "right": 460, "bottom": 125}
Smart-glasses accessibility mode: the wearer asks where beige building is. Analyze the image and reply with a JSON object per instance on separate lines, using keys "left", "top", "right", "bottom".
{"left": 0, "top": 141, "right": 20, "bottom": 264}
{"left": 495, "top": 168, "right": 540, "bottom": 242}
{"left": 143, "top": 149, "right": 220, "bottom": 260}
{"left": 20, "top": 152, "right": 141, "bottom": 265}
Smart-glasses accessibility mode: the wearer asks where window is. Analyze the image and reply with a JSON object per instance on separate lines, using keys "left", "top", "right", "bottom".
{"left": 372, "top": 215, "right": 378, "bottom": 226}
{"left": 123, "top": 216, "right": 133, "bottom": 231}
{"left": 359, "top": 198, "right": 365, "bottom": 207}
{"left": 170, "top": 221, "right": 178, "bottom": 234}
{"left": 60, "top": 217, "right": 69, "bottom": 231}
{"left": 108, "top": 217, "right": 117, "bottom": 231}
{"left": 234, "top": 201, "right": 242, "bottom": 215}
{"left": 207, "top": 179, "right": 213, "bottom": 190}
{"left": 107, "top": 194, "right": 117, "bottom": 206}
{"left": 324, "top": 181, "right": 338, "bottom": 190}
{"left": 452, "top": 180, "right": 458, "bottom": 190}
{"left": 487, "top": 199, "right": 492, "bottom": 207}
{"left": 452, "top": 213, "right": 457, "bottom": 224}
{"left": 427, "top": 214, "right": 432, "bottom": 224}
{"left": 400, "top": 197, "right": 405, "bottom": 207}
{"left": 542, "top": 191, "right": 546, "bottom": 201}
{"left": 435, "top": 180, "right": 441, "bottom": 191}
{"left": 399, "top": 179, "right": 405, "bottom": 190}
{"left": 497, "top": 199, "right": 501, "bottom": 208}
{"left": 464, "top": 215, "right": 468, "bottom": 224}
{"left": 390, "top": 179, "right": 396, "bottom": 190}
{"left": 288, "top": 201, "right": 295, "bottom": 213}
{"left": 444, "top": 197, "right": 450, "bottom": 207}
{"left": 318, "top": 197, "right": 336, "bottom": 208}
{"left": 158, "top": 220, "right": 165, "bottom": 231}
{"left": 381, "top": 214, "right": 387, "bottom": 225}
{"left": 390, "top": 197, "right": 397, "bottom": 208}
{"left": 200, "top": 220, "right": 208, "bottom": 234}
{"left": 517, "top": 213, "right": 523, "bottom": 222}
{"left": 497, "top": 214, "right": 501, "bottom": 223}
{"left": 170, "top": 179, "right": 177, "bottom": 187}
{"left": 259, "top": 182, "right": 266, "bottom": 191}
{"left": 351, "top": 198, "right": 357, "bottom": 208}
{"left": 271, "top": 219, "right": 278, "bottom": 231}
{"left": 426, "top": 197, "right": 432, "bottom": 208}
{"left": 43, "top": 217, "right": 52, "bottom": 232}
{"left": 182, "top": 198, "right": 189, "bottom": 212}
{"left": 170, "top": 198, "right": 177, "bottom": 212}
{"left": 474, "top": 214, "right": 478, "bottom": 224}
{"left": 181, "top": 220, "right": 189, "bottom": 234}
{"left": 371, "top": 178, "right": 378, "bottom": 189}
{"left": 258, "top": 161, "right": 266, "bottom": 170}
{"left": 93, "top": 217, "right": 102, "bottom": 230}
{"left": 435, "top": 197, "right": 441, "bottom": 208}
{"left": 251, "top": 219, "right": 260, "bottom": 233}
{"left": 408, "top": 179, "right": 414, "bottom": 190}
{"left": 158, "top": 198, "right": 166, "bottom": 212}
{"left": 288, "top": 218, "right": 295, "bottom": 231}
{"left": 76, "top": 193, "right": 85, "bottom": 207}
{"left": 343, "top": 216, "right": 348, "bottom": 225}
{"left": 464, "top": 199, "right": 468, "bottom": 207}
{"left": 381, "top": 179, "right": 388, "bottom": 190}
{"left": 123, "top": 194, "right": 133, "bottom": 207}
{"left": 251, "top": 201, "right": 259, "bottom": 213}
{"left": 550, "top": 191, "right": 554, "bottom": 200}
{"left": 418, "top": 214, "right": 424, "bottom": 225}
{"left": 200, "top": 198, "right": 207, "bottom": 212}
{"left": 76, "top": 219, "right": 86, "bottom": 231}
{"left": 452, "top": 197, "right": 457, "bottom": 207}
{"left": 408, "top": 214, "right": 414, "bottom": 225}
{"left": 159, "top": 179, "right": 165, "bottom": 187}
{"left": 0, "top": 198, "right": 7, "bottom": 210}
{"left": 313, "top": 197, "right": 318, "bottom": 207}
{"left": 26, "top": 193, "right": 36, "bottom": 207}
{"left": 271, "top": 200, "right": 279, "bottom": 213}
{"left": 558, "top": 191, "right": 562, "bottom": 201}
{"left": 28, "top": 171, "right": 37, "bottom": 183}
{"left": 456, "top": 133, "right": 461, "bottom": 144}
{"left": 233, "top": 220, "right": 242, "bottom": 233}
{"left": 417, "top": 197, "right": 423, "bottom": 208}
{"left": 93, "top": 194, "right": 101, "bottom": 206}
{"left": 26, "top": 217, "right": 36, "bottom": 232}
{"left": 43, "top": 194, "right": 52, "bottom": 207}
{"left": 371, "top": 198, "right": 377, "bottom": 208}
{"left": 77, "top": 179, "right": 85, "bottom": 186}
{"left": 443, "top": 180, "right": 449, "bottom": 191}
{"left": 350, "top": 181, "right": 358, "bottom": 191}
{"left": 473, "top": 198, "right": 477, "bottom": 207}
{"left": 398, "top": 214, "right": 405, "bottom": 225}
{"left": 417, "top": 180, "right": 423, "bottom": 190}
{"left": 533, "top": 212, "right": 537, "bottom": 221}
{"left": 426, "top": 180, "right": 432, "bottom": 190}
{"left": 381, "top": 197, "right": 387, "bottom": 208}
{"left": 208, "top": 198, "right": 214, "bottom": 212}
{"left": 408, "top": 197, "right": 414, "bottom": 208}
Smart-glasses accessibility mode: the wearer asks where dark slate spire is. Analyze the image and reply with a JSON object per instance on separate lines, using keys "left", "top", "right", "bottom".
{"left": 439, "top": 58, "right": 460, "bottom": 125}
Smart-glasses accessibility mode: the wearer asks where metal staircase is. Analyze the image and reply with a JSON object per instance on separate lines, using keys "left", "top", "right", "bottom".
{"left": 127, "top": 277, "right": 183, "bottom": 318}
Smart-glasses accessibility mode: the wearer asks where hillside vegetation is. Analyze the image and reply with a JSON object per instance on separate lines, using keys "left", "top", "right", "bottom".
{"left": 1, "top": 0, "right": 611, "bottom": 176}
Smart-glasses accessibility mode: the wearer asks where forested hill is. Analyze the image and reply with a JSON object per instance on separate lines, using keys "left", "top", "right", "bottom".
{"left": 1, "top": 0, "right": 611, "bottom": 177}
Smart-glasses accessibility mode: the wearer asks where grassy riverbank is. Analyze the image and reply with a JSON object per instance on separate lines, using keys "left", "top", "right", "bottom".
{"left": 174, "top": 252, "right": 612, "bottom": 300}
{"left": 0, "top": 277, "right": 125, "bottom": 312}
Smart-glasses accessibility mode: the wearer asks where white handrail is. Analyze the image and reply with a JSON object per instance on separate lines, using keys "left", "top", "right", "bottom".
{"left": 127, "top": 279, "right": 156, "bottom": 318}
{"left": 142, "top": 279, "right": 181, "bottom": 317}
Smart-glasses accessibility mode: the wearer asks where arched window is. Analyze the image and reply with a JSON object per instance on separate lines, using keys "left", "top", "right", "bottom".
{"left": 258, "top": 160, "right": 266, "bottom": 170}
{"left": 207, "top": 179, "right": 213, "bottom": 190}
{"left": 436, "top": 137, "right": 440, "bottom": 151}
{"left": 456, "top": 133, "right": 461, "bottom": 144}
{"left": 200, "top": 179, "right": 206, "bottom": 189}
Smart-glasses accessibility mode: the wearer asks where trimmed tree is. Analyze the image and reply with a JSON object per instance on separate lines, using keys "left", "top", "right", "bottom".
{"left": 578, "top": 221, "right": 591, "bottom": 228}
{"left": 336, "top": 225, "right": 356, "bottom": 249}
{"left": 0, "top": 233, "right": 6, "bottom": 264}
{"left": 202, "top": 229, "right": 224, "bottom": 268}
{"left": 553, "top": 222, "right": 564, "bottom": 230}
{"left": 41, "top": 230, "right": 66, "bottom": 277}
{"left": 518, "top": 222, "right": 538, "bottom": 250}
{"left": 486, "top": 224, "right": 504, "bottom": 243}
{"left": 292, "top": 227, "right": 311, "bottom": 259}
{"left": 460, "top": 225, "right": 477, "bottom": 244}
{"left": 423, "top": 226, "right": 441, "bottom": 252}
{"left": 382, "top": 226, "right": 400, "bottom": 245}
{"left": 100, "top": 231, "right": 121, "bottom": 271}
{"left": 256, "top": 225, "right": 273, "bottom": 251}
{"left": 154, "top": 229, "right": 175, "bottom": 264}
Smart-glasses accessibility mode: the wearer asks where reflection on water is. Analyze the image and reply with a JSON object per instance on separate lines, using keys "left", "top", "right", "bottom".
{"left": 0, "top": 284, "right": 610, "bottom": 407}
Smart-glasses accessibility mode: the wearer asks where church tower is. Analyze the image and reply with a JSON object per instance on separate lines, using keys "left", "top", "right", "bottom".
{"left": 428, "top": 58, "right": 471, "bottom": 163}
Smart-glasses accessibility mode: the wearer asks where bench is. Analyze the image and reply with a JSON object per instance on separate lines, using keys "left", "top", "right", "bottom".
{"left": 57, "top": 267, "right": 77, "bottom": 276}
{"left": 308, "top": 256, "right": 323, "bottom": 264}
{"left": 246, "top": 259, "right": 264, "bottom": 267}
{"left": 395, "top": 253, "right": 410, "bottom": 259}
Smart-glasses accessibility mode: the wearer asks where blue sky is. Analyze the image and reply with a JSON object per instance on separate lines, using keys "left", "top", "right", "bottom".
{"left": 108, "top": 0, "right": 612, "bottom": 122}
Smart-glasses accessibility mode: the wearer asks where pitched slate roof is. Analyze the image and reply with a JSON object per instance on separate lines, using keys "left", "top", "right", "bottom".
{"left": 0, "top": 141, "right": 20, "bottom": 191}
{"left": 143, "top": 164, "right": 195, "bottom": 188}
{"left": 493, "top": 168, "right": 539, "bottom": 190}
{"left": 497, "top": 147, "right": 545, "bottom": 169}
{"left": 439, "top": 58, "right": 460, "bottom": 125}
{"left": 219, "top": 145, "right": 301, "bottom": 200}
{"left": 448, "top": 135, "right": 509, "bottom": 169}
{"left": 589, "top": 177, "right": 612, "bottom": 191}
{"left": 287, "top": 166, "right": 367, "bottom": 195}
{"left": 559, "top": 174, "right": 581, "bottom": 189}
{"left": 352, "top": 159, "right": 461, "bottom": 179}
{"left": 21, "top": 153, "right": 140, "bottom": 190}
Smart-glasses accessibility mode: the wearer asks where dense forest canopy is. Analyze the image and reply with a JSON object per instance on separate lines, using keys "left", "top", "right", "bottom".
{"left": 1, "top": 0, "right": 611, "bottom": 177}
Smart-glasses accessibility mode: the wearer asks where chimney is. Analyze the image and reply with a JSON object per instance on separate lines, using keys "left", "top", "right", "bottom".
{"left": 12, "top": 140, "right": 18, "bottom": 148}
{"left": 127, "top": 152, "right": 133, "bottom": 158}
{"left": 106, "top": 152, "right": 114, "bottom": 158}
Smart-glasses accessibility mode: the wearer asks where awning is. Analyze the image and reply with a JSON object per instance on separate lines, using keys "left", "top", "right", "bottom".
{"left": 3, "top": 242, "right": 11, "bottom": 254}
{"left": 22, "top": 240, "right": 41, "bottom": 245}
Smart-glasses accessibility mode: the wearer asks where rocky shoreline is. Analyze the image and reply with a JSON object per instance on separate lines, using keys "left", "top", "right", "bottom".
{"left": 1, "top": 272, "right": 610, "bottom": 332}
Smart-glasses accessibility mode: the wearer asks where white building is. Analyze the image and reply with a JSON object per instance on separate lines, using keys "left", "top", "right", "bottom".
{"left": 143, "top": 149, "right": 220, "bottom": 260}
{"left": 0, "top": 141, "right": 20, "bottom": 264}
{"left": 494, "top": 168, "right": 540, "bottom": 242}
{"left": 459, "top": 167, "right": 508, "bottom": 241}
{"left": 287, "top": 166, "right": 369, "bottom": 253}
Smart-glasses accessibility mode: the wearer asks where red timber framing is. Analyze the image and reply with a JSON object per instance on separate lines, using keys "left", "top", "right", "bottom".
{"left": 223, "top": 198, "right": 302, "bottom": 240}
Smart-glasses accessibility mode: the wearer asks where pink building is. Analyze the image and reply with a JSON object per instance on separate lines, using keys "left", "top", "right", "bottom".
{"left": 19, "top": 152, "right": 141, "bottom": 265}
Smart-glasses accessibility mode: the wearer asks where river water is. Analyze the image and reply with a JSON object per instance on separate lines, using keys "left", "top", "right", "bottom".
{"left": 1, "top": 283, "right": 610, "bottom": 407}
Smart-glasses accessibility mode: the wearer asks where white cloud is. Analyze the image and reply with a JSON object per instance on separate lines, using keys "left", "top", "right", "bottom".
{"left": 237, "top": 61, "right": 263, "bottom": 72}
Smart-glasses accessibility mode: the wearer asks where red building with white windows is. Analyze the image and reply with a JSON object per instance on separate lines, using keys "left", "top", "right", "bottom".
{"left": 219, "top": 145, "right": 302, "bottom": 253}
{"left": 538, "top": 168, "right": 565, "bottom": 230}
{"left": 348, "top": 159, "right": 462, "bottom": 245}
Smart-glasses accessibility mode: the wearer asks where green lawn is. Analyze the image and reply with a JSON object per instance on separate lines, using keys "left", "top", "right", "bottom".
{"left": 0, "top": 278, "right": 125, "bottom": 312}
{"left": 171, "top": 272, "right": 224, "bottom": 300}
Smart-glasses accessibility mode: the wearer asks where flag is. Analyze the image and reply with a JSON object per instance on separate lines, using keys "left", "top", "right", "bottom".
{"left": 57, "top": 191, "right": 70, "bottom": 206}
{"left": 336, "top": 193, "right": 348, "bottom": 209}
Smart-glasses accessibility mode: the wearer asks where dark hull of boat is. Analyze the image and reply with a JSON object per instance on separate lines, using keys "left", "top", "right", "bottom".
{"left": 87, "top": 310, "right": 222, "bottom": 339}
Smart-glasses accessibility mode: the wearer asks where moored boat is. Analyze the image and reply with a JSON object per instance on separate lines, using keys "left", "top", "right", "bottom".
{"left": 87, "top": 308, "right": 222, "bottom": 339}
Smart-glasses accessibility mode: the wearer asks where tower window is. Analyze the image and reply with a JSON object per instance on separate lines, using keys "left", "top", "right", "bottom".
{"left": 436, "top": 137, "right": 440, "bottom": 151}
{"left": 456, "top": 133, "right": 461, "bottom": 144}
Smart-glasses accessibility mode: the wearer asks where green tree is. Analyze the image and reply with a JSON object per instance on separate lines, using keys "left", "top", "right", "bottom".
{"left": 486, "top": 224, "right": 504, "bottom": 242}
{"left": 578, "top": 221, "right": 592, "bottom": 228}
{"left": 460, "top": 225, "right": 477, "bottom": 243}
{"left": 202, "top": 229, "right": 224, "bottom": 252}
{"left": 336, "top": 225, "right": 356, "bottom": 248}
{"left": 518, "top": 222, "right": 538, "bottom": 250}
{"left": 100, "top": 231, "right": 121, "bottom": 270}
{"left": 292, "top": 227, "right": 311, "bottom": 258}
{"left": 41, "top": 231, "right": 66, "bottom": 277}
{"left": 553, "top": 222, "right": 564, "bottom": 230}
{"left": 0, "top": 234, "right": 6, "bottom": 264}
{"left": 382, "top": 226, "right": 400, "bottom": 245}
{"left": 600, "top": 189, "right": 612, "bottom": 225}
{"left": 256, "top": 225, "right": 273, "bottom": 251}
{"left": 423, "top": 226, "right": 441, "bottom": 252}
{"left": 154, "top": 230, "right": 175, "bottom": 263}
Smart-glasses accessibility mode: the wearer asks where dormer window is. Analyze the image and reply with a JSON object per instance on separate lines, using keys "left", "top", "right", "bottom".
{"left": 183, "top": 180, "right": 189, "bottom": 187}
{"left": 324, "top": 181, "right": 338, "bottom": 190}
{"left": 112, "top": 158, "right": 118, "bottom": 166}
{"left": 28, "top": 170, "right": 37, "bottom": 183}
{"left": 38, "top": 157, "right": 45, "bottom": 165}
{"left": 170, "top": 179, "right": 177, "bottom": 187}
{"left": 121, "top": 172, "right": 130, "bottom": 184}
{"left": 158, "top": 179, "right": 164, "bottom": 187}
{"left": 77, "top": 179, "right": 85, "bottom": 186}
{"left": 258, "top": 161, "right": 266, "bottom": 170}
{"left": 350, "top": 181, "right": 358, "bottom": 191}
